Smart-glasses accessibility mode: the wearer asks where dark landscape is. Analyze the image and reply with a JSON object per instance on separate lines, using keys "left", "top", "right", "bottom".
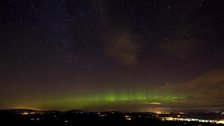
{"left": 0, "top": 109, "right": 224, "bottom": 126}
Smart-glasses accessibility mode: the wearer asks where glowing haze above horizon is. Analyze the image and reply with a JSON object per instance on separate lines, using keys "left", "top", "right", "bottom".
{"left": 0, "top": 0, "right": 224, "bottom": 112}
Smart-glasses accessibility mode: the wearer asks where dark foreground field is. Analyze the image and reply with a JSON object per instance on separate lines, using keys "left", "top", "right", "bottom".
{"left": 0, "top": 110, "right": 223, "bottom": 126}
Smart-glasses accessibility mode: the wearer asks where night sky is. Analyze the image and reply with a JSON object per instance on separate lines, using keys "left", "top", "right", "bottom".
{"left": 1, "top": 0, "right": 224, "bottom": 112}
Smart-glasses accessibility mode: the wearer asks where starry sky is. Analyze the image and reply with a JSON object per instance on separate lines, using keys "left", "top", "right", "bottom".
{"left": 0, "top": 0, "right": 224, "bottom": 112}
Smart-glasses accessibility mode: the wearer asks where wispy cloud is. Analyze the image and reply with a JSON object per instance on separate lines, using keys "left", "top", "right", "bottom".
{"left": 161, "top": 69, "right": 224, "bottom": 107}
{"left": 104, "top": 31, "right": 139, "bottom": 66}
{"left": 143, "top": 101, "right": 162, "bottom": 105}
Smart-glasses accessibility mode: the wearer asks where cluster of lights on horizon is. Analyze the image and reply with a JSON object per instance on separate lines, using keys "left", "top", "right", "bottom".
{"left": 161, "top": 117, "right": 224, "bottom": 125}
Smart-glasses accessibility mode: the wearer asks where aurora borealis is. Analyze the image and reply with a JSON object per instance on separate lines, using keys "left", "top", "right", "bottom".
{"left": 13, "top": 89, "right": 186, "bottom": 111}
{"left": 1, "top": 0, "right": 224, "bottom": 112}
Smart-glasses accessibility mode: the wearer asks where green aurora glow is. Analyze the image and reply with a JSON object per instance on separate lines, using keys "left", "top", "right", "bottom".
{"left": 13, "top": 90, "right": 187, "bottom": 111}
